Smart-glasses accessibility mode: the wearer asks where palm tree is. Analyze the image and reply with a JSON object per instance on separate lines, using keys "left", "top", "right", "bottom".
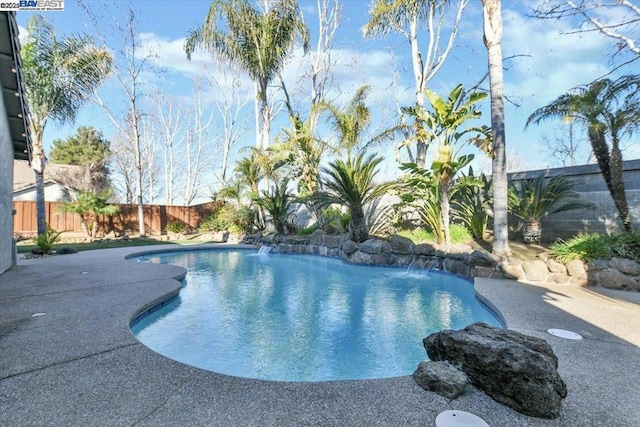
{"left": 254, "top": 178, "right": 295, "bottom": 234}
{"left": 527, "top": 75, "right": 640, "bottom": 232}
{"left": 315, "top": 85, "right": 372, "bottom": 155}
{"left": 400, "top": 84, "right": 490, "bottom": 246}
{"left": 60, "top": 191, "right": 120, "bottom": 238}
{"left": 482, "top": 0, "right": 511, "bottom": 256}
{"left": 274, "top": 114, "right": 334, "bottom": 229}
{"left": 315, "top": 85, "right": 400, "bottom": 155}
{"left": 316, "top": 152, "right": 388, "bottom": 243}
{"left": 21, "top": 15, "right": 112, "bottom": 236}
{"left": 508, "top": 175, "right": 594, "bottom": 244}
{"left": 185, "top": 0, "right": 309, "bottom": 150}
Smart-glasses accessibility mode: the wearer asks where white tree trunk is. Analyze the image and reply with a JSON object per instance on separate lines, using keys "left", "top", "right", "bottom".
{"left": 482, "top": 0, "right": 510, "bottom": 256}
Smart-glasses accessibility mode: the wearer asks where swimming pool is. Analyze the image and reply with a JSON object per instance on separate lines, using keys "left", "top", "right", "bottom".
{"left": 131, "top": 249, "right": 502, "bottom": 382}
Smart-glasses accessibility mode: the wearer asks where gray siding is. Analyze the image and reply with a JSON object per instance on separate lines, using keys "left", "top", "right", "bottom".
{"left": 0, "top": 88, "right": 15, "bottom": 274}
{"left": 508, "top": 160, "right": 640, "bottom": 242}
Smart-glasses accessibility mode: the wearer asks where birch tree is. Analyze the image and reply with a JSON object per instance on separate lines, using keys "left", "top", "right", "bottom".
{"left": 532, "top": 1, "right": 640, "bottom": 59}
{"left": 207, "top": 70, "right": 251, "bottom": 188}
{"left": 81, "top": 3, "right": 154, "bottom": 236}
{"left": 364, "top": 0, "right": 469, "bottom": 167}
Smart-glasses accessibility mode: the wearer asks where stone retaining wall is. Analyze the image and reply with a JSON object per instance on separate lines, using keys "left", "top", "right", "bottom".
{"left": 501, "top": 255, "right": 640, "bottom": 291}
{"left": 244, "top": 230, "right": 504, "bottom": 281}
{"left": 244, "top": 230, "right": 640, "bottom": 292}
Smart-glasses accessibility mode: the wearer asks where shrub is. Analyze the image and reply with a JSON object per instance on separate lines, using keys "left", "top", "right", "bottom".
{"left": 199, "top": 203, "right": 256, "bottom": 234}
{"left": 397, "top": 227, "right": 433, "bottom": 243}
{"left": 298, "top": 225, "right": 318, "bottom": 236}
{"left": 57, "top": 246, "right": 77, "bottom": 255}
{"left": 550, "top": 232, "right": 640, "bottom": 263}
{"left": 35, "top": 224, "right": 62, "bottom": 254}
{"left": 322, "top": 206, "right": 350, "bottom": 233}
{"left": 397, "top": 224, "right": 471, "bottom": 245}
{"left": 166, "top": 221, "right": 186, "bottom": 234}
{"left": 449, "top": 223, "right": 473, "bottom": 243}
{"left": 610, "top": 232, "right": 640, "bottom": 261}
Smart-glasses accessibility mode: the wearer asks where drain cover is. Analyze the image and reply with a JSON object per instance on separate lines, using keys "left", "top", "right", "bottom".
{"left": 547, "top": 328, "right": 583, "bottom": 340}
{"left": 435, "top": 410, "right": 489, "bottom": 427}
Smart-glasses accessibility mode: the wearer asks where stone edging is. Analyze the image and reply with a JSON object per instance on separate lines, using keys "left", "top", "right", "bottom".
{"left": 501, "top": 255, "right": 640, "bottom": 291}
{"left": 243, "top": 230, "right": 504, "bottom": 281}
{"left": 242, "top": 230, "right": 640, "bottom": 292}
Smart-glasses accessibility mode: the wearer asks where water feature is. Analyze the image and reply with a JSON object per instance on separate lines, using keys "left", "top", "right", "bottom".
{"left": 257, "top": 245, "right": 272, "bottom": 255}
{"left": 131, "top": 250, "right": 502, "bottom": 382}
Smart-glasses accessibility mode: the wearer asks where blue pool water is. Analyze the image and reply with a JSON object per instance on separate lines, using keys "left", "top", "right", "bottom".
{"left": 131, "top": 250, "right": 502, "bottom": 382}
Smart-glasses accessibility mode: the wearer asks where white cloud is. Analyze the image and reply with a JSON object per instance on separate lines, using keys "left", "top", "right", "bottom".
{"left": 501, "top": 7, "right": 611, "bottom": 105}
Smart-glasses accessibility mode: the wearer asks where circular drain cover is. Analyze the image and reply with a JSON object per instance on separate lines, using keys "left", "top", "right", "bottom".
{"left": 547, "top": 328, "right": 583, "bottom": 340}
{"left": 435, "top": 410, "right": 489, "bottom": 427}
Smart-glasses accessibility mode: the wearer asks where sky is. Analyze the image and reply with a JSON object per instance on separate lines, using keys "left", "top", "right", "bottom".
{"left": 14, "top": 0, "right": 640, "bottom": 190}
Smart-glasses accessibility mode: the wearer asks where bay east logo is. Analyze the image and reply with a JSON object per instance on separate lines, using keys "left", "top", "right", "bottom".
{"left": 16, "top": 0, "right": 64, "bottom": 11}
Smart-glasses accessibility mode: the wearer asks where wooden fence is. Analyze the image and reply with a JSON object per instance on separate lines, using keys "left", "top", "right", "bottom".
{"left": 13, "top": 201, "right": 215, "bottom": 235}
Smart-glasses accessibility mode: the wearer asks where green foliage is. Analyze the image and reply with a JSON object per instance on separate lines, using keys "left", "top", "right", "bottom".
{"left": 397, "top": 85, "right": 491, "bottom": 245}
{"left": 449, "top": 223, "right": 473, "bottom": 243}
{"left": 395, "top": 160, "right": 480, "bottom": 245}
{"left": 276, "top": 114, "right": 329, "bottom": 196}
{"left": 22, "top": 15, "right": 113, "bottom": 127}
{"left": 254, "top": 179, "right": 295, "bottom": 234}
{"left": 21, "top": 14, "right": 113, "bottom": 236}
{"left": 56, "top": 246, "right": 77, "bottom": 255}
{"left": 550, "top": 232, "right": 640, "bottom": 263}
{"left": 322, "top": 206, "right": 350, "bottom": 233}
{"left": 526, "top": 75, "right": 640, "bottom": 232}
{"left": 315, "top": 152, "right": 389, "bottom": 242}
{"left": 229, "top": 205, "right": 256, "bottom": 234}
{"left": 365, "top": 198, "right": 398, "bottom": 238}
{"left": 508, "top": 174, "right": 594, "bottom": 222}
{"left": 185, "top": 0, "right": 309, "bottom": 86}
{"left": 199, "top": 202, "right": 256, "bottom": 234}
{"left": 50, "top": 126, "right": 111, "bottom": 165}
{"left": 60, "top": 191, "right": 120, "bottom": 238}
{"left": 399, "top": 84, "right": 492, "bottom": 160}
{"left": 397, "top": 227, "right": 433, "bottom": 243}
{"left": 297, "top": 225, "right": 318, "bottom": 236}
{"left": 398, "top": 224, "right": 472, "bottom": 245}
{"left": 35, "top": 224, "right": 62, "bottom": 254}
{"left": 198, "top": 215, "right": 228, "bottom": 233}
{"left": 165, "top": 221, "right": 186, "bottom": 234}
{"left": 453, "top": 167, "right": 492, "bottom": 239}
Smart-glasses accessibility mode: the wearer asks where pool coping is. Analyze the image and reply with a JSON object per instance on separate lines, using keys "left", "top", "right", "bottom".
{"left": 1, "top": 243, "right": 639, "bottom": 426}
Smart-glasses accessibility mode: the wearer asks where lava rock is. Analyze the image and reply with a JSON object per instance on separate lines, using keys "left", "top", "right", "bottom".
{"left": 468, "top": 250, "right": 500, "bottom": 268}
{"left": 424, "top": 323, "right": 567, "bottom": 419}
{"left": 413, "top": 361, "right": 469, "bottom": 399}
{"left": 388, "top": 234, "right": 415, "bottom": 255}
{"left": 359, "top": 238, "right": 391, "bottom": 254}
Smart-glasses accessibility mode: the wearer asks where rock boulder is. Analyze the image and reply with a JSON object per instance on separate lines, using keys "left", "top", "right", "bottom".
{"left": 424, "top": 323, "right": 567, "bottom": 419}
{"left": 521, "top": 260, "right": 549, "bottom": 282}
{"left": 413, "top": 361, "right": 469, "bottom": 399}
{"left": 388, "top": 234, "right": 415, "bottom": 255}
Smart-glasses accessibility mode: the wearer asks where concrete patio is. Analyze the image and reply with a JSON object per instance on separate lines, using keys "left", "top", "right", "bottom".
{"left": 1, "top": 243, "right": 639, "bottom": 426}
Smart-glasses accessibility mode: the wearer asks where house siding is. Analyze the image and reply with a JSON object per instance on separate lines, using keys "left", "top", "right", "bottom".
{"left": 1, "top": 86, "right": 15, "bottom": 274}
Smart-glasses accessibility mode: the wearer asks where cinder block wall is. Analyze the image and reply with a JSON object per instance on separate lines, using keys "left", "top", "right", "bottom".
{"left": 0, "top": 89, "right": 15, "bottom": 274}
{"left": 508, "top": 160, "right": 640, "bottom": 242}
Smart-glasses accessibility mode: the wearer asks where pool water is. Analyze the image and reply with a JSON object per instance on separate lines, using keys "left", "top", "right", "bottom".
{"left": 131, "top": 250, "right": 502, "bottom": 382}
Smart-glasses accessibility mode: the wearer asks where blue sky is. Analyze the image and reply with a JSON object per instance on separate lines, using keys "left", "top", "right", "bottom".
{"left": 15, "top": 0, "right": 640, "bottom": 184}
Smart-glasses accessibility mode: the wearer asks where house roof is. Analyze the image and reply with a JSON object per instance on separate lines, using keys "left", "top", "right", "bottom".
{"left": 13, "top": 160, "right": 88, "bottom": 192}
{"left": 1, "top": 11, "right": 31, "bottom": 161}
